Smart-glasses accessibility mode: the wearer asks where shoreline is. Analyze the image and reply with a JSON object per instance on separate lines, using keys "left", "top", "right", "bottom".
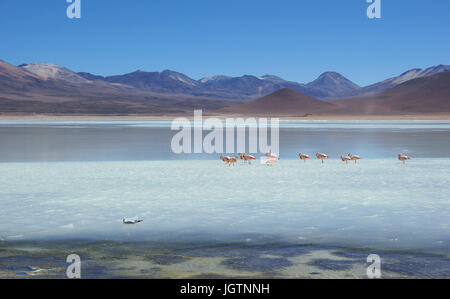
{"left": 0, "top": 238, "right": 448, "bottom": 279}
{"left": 1, "top": 114, "right": 450, "bottom": 121}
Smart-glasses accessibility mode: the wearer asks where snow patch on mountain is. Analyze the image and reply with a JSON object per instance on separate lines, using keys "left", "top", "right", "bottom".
{"left": 199, "top": 75, "right": 232, "bottom": 84}
{"left": 20, "top": 63, "right": 89, "bottom": 84}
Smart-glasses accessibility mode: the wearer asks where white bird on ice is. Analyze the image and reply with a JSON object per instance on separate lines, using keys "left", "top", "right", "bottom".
{"left": 123, "top": 218, "right": 143, "bottom": 224}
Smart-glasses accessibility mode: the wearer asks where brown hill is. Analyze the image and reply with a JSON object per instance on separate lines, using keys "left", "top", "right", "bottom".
{"left": 335, "top": 72, "right": 450, "bottom": 114}
{"left": 218, "top": 88, "right": 338, "bottom": 115}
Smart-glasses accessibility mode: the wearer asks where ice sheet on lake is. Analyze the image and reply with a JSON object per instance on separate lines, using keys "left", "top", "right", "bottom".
{"left": 0, "top": 159, "right": 448, "bottom": 253}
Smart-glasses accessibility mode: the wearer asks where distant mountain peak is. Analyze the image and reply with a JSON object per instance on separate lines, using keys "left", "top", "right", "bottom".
{"left": 385, "top": 65, "right": 450, "bottom": 87}
{"left": 318, "top": 71, "right": 342, "bottom": 77}
{"left": 398, "top": 68, "right": 422, "bottom": 76}
{"left": 161, "top": 70, "right": 199, "bottom": 86}
{"left": 19, "top": 62, "right": 89, "bottom": 84}
{"left": 315, "top": 71, "right": 358, "bottom": 83}
{"left": 421, "top": 65, "right": 450, "bottom": 76}
{"left": 306, "top": 71, "right": 360, "bottom": 98}
{"left": 161, "top": 69, "right": 179, "bottom": 74}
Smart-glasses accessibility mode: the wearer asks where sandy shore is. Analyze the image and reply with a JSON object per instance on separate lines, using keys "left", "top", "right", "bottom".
{"left": 1, "top": 114, "right": 450, "bottom": 121}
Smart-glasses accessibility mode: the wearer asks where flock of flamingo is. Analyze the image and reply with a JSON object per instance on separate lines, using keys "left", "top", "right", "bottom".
{"left": 220, "top": 153, "right": 257, "bottom": 166}
{"left": 219, "top": 152, "right": 412, "bottom": 166}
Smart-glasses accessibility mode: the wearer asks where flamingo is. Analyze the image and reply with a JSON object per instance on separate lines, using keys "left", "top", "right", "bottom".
{"left": 265, "top": 151, "right": 280, "bottom": 166}
{"left": 229, "top": 155, "right": 238, "bottom": 166}
{"left": 299, "top": 153, "right": 311, "bottom": 162}
{"left": 220, "top": 155, "right": 232, "bottom": 165}
{"left": 316, "top": 152, "right": 330, "bottom": 164}
{"left": 341, "top": 155, "right": 352, "bottom": 164}
{"left": 266, "top": 151, "right": 280, "bottom": 160}
{"left": 398, "top": 153, "right": 411, "bottom": 164}
{"left": 239, "top": 153, "right": 247, "bottom": 164}
{"left": 348, "top": 153, "right": 362, "bottom": 164}
{"left": 244, "top": 153, "right": 256, "bottom": 164}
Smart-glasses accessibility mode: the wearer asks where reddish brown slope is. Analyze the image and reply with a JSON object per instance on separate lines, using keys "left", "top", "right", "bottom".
{"left": 335, "top": 72, "right": 450, "bottom": 114}
{"left": 0, "top": 60, "right": 45, "bottom": 92}
{"left": 219, "top": 88, "right": 338, "bottom": 115}
{"left": 0, "top": 60, "right": 42, "bottom": 81}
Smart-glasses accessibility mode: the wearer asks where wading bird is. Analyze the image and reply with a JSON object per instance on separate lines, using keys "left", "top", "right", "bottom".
{"left": 316, "top": 152, "right": 330, "bottom": 164}
{"left": 123, "top": 218, "right": 143, "bottom": 224}
{"left": 299, "top": 153, "right": 311, "bottom": 162}
{"left": 341, "top": 155, "right": 352, "bottom": 164}
{"left": 244, "top": 153, "right": 256, "bottom": 164}
{"left": 220, "top": 155, "right": 232, "bottom": 165}
{"left": 229, "top": 155, "right": 238, "bottom": 166}
{"left": 348, "top": 153, "right": 362, "bottom": 163}
{"left": 398, "top": 153, "right": 412, "bottom": 164}
{"left": 266, "top": 151, "right": 280, "bottom": 160}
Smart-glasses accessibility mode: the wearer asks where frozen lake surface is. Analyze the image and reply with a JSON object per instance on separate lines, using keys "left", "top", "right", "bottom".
{"left": 0, "top": 159, "right": 449, "bottom": 252}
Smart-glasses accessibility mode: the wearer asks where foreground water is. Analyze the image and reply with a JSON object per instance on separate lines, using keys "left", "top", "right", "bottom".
{"left": 0, "top": 121, "right": 449, "bottom": 278}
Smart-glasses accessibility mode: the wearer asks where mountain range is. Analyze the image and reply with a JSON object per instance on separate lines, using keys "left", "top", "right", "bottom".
{"left": 76, "top": 69, "right": 342, "bottom": 100}
{"left": 222, "top": 72, "right": 450, "bottom": 115}
{"left": 0, "top": 59, "right": 449, "bottom": 115}
{"left": 74, "top": 64, "right": 450, "bottom": 100}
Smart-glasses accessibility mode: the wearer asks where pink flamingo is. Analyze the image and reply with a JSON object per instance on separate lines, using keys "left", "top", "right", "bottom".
{"left": 244, "top": 153, "right": 256, "bottom": 164}
{"left": 265, "top": 151, "right": 280, "bottom": 166}
{"left": 220, "top": 155, "right": 232, "bottom": 165}
{"left": 316, "top": 152, "right": 330, "bottom": 164}
{"left": 239, "top": 153, "right": 246, "bottom": 164}
{"left": 266, "top": 151, "right": 280, "bottom": 160}
{"left": 348, "top": 153, "right": 362, "bottom": 164}
{"left": 299, "top": 153, "right": 311, "bottom": 163}
{"left": 341, "top": 155, "right": 352, "bottom": 164}
{"left": 398, "top": 153, "right": 411, "bottom": 164}
{"left": 229, "top": 155, "right": 238, "bottom": 166}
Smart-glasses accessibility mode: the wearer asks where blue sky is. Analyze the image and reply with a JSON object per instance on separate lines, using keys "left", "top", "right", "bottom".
{"left": 0, "top": 0, "right": 449, "bottom": 86}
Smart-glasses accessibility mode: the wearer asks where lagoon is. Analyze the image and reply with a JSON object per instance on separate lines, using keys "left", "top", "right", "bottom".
{"left": 0, "top": 121, "right": 449, "bottom": 278}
